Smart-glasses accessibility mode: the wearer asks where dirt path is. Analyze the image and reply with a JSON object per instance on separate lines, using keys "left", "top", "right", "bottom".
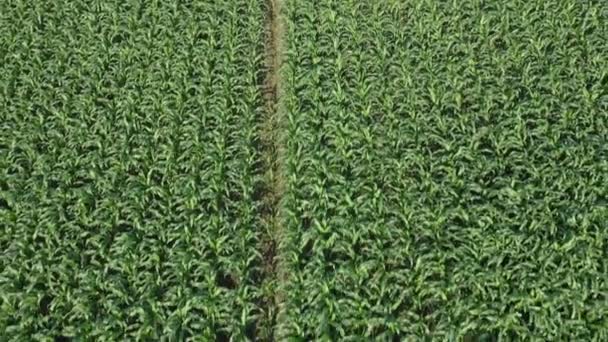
{"left": 257, "top": 0, "right": 286, "bottom": 339}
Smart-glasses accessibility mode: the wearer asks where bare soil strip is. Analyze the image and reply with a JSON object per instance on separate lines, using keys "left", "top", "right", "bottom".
{"left": 257, "top": 0, "right": 286, "bottom": 339}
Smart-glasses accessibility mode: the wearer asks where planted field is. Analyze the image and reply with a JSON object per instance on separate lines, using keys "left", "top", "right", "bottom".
{"left": 1, "top": 0, "right": 608, "bottom": 340}
{"left": 279, "top": 0, "right": 608, "bottom": 339}
{"left": 1, "top": 0, "right": 266, "bottom": 339}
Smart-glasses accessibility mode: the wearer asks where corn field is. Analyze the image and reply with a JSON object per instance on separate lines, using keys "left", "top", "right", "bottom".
{"left": 1, "top": 0, "right": 607, "bottom": 340}
{"left": 1, "top": 0, "right": 266, "bottom": 339}
{"left": 279, "top": 0, "right": 608, "bottom": 339}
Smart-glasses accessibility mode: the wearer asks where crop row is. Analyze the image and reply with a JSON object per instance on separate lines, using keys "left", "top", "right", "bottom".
{"left": 0, "top": 0, "right": 266, "bottom": 339}
{"left": 279, "top": 0, "right": 608, "bottom": 339}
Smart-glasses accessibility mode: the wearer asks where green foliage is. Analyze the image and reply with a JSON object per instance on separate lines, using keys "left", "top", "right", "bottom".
{"left": 0, "top": 0, "right": 266, "bottom": 339}
{"left": 2, "top": 0, "right": 608, "bottom": 340}
{"left": 279, "top": 0, "right": 608, "bottom": 340}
